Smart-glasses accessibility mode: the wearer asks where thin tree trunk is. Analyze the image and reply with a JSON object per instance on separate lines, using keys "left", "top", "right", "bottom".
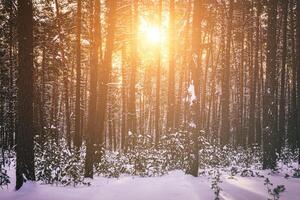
{"left": 74, "top": 0, "right": 82, "bottom": 148}
{"left": 248, "top": 2, "right": 256, "bottom": 146}
{"left": 237, "top": 7, "right": 245, "bottom": 146}
{"left": 121, "top": 46, "right": 127, "bottom": 149}
{"left": 167, "top": 0, "right": 176, "bottom": 132}
{"left": 296, "top": 0, "right": 300, "bottom": 164}
{"left": 155, "top": 0, "right": 162, "bottom": 146}
{"left": 128, "top": 0, "right": 138, "bottom": 143}
{"left": 288, "top": 0, "right": 298, "bottom": 149}
{"left": 278, "top": 0, "right": 289, "bottom": 154}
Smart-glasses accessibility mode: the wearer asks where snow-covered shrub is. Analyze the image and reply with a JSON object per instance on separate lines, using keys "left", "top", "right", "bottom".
{"left": 209, "top": 169, "right": 222, "bottom": 200}
{"left": 292, "top": 169, "right": 300, "bottom": 178}
{"left": 240, "top": 169, "right": 255, "bottom": 177}
{"left": 158, "top": 130, "right": 189, "bottom": 171}
{"left": 198, "top": 141, "right": 230, "bottom": 168}
{"left": 95, "top": 150, "right": 130, "bottom": 178}
{"left": 0, "top": 167, "right": 10, "bottom": 188}
{"left": 95, "top": 134, "right": 168, "bottom": 177}
{"left": 229, "top": 167, "right": 238, "bottom": 176}
{"left": 198, "top": 140, "right": 262, "bottom": 169}
{"left": 264, "top": 178, "right": 285, "bottom": 200}
{"left": 0, "top": 149, "right": 13, "bottom": 188}
{"left": 278, "top": 147, "right": 299, "bottom": 166}
{"left": 95, "top": 128, "right": 265, "bottom": 178}
{"left": 35, "top": 136, "right": 87, "bottom": 186}
{"left": 60, "top": 149, "right": 87, "bottom": 186}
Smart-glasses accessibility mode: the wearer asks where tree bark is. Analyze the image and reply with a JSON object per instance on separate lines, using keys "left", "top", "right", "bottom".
{"left": 278, "top": 0, "right": 289, "bottom": 154}
{"left": 85, "top": 0, "right": 101, "bottom": 178}
{"left": 16, "top": 0, "right": 35, "bottom": 190}
{"left": 74, "top": 0, "right": 82, "bottom": 148}
{"left": 296, "top": 0, "right": 300, "bottom": 164}
{"left": 128, "top": 0, "right": 138, "bottom": 143}
{"left": 121, "top": 46, "right": 127, "bottom": 149}
{"left": 263, "top": 0, "right": 278, "bottom": 170}
{"left": 155, "top": 0, "right": 162, "bottom": 147}
{"left": 97, "top": 0, "right": 116, "bottom": 148}
{"left": 220, "top": 0, "right": 233, "bottom": 146}
{"left": 188, "top": 0, "right": 202, "bottom": 177}
{"left": 167, "top": 0, "right": 176, "bottom": 132}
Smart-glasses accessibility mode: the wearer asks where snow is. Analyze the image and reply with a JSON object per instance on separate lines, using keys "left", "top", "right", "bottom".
{"left": 220, "top": 174, "right": 299, "bottom": 200}
{"left": 1, "top": 166, "right": 300, "bottom": 200}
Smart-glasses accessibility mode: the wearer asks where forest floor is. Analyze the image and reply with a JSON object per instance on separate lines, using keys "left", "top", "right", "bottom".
{"left": 1, "top": 163, "right": 300, "bottom": 200}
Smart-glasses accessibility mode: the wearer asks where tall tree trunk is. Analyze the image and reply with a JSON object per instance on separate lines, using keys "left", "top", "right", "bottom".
{"left": 188, "top": 0, "right": 202, "bottom": 177}
{"left": 155, "top": 0, "right": 162, "bottom": 146}
{"left": 121, "top": 46, "right": 127, "bottom": 149}
{"left": 97, "top": 0, "right": 116, "bottom": 148}
{"left": 128, "top": 0, "right": 138, "bottom": 143}
{"left": 278, "top": 0, "right": 289, "bottom": 154}
{"left": 288, "top": 0, "right": 297, "bottom": 150}
{"left": 263, "top": 0, "right": 278, "bottom": 170}
{"left": 16, "top": 0, "right": 35, "bottom": 190}
{"left": 54, "top": 0, "right": 71, "bottom": 149}
{"left": 220, "top": 0, "right": 233, "bottom": 146}
{"left": 74, "top": 0, "right": 82, "bottom": 148}
{"left": 85, "top": 0, "right": 100, "bottom": 178}
{"left": 201, "top": 32, "right": 211, "bottom": 131}
{"left": 167, "top": 0, "right": 176, "bottom": 132}
{"left": 257, "top": 16, "right": 265, "bottom": 146}
{"left": 296, "top": 0, "right": 300, "bottom": 164}
{"left": 38, "top": 47, "right": 46, "bottom": 146}
{"left": 208, "top": 40, "right": 220, "bottom": 142}
{"left": 8, "top": 2, "right": 15, "bottom": 149}
{"left": 248, "top": 2, "right": 256, "bottom": 146}
{"left": 237, "top": 7, "right": 245, "bottom": 146}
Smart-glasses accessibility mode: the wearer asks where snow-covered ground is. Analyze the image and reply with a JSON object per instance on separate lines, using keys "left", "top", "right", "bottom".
{"left": 1, "top": 165, "right": 300, "bottom": 200}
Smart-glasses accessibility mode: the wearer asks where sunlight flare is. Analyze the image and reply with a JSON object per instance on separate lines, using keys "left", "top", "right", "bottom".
{"left": 146, "top": 26, "right": 161, "bottom": 44}
{"left": 139, "top": 18, "right": 163, "bottom": 46}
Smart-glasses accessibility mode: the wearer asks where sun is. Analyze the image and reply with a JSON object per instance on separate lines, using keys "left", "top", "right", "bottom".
{"left": 146, "top": 26, "right": 161, "bottom": 44}
{"left": 139, "top": 18, "right": 162, "bottom": 45}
